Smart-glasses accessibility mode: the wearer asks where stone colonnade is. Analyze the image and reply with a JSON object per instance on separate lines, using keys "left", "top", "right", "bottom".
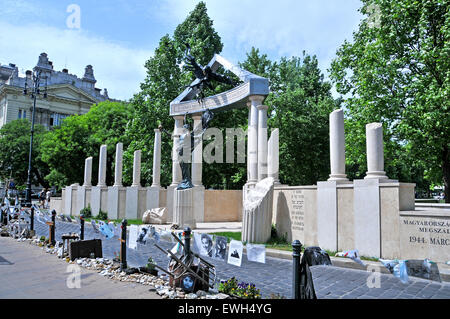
{"left": 68, "top": 128, "right": 165, "bottom": 220}
{"left": 317, "top": 108, "right": 398, "bottom": 257}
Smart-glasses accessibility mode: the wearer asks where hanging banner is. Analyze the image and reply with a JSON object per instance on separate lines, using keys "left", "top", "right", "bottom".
{"left": 246, "top": 243, "right": 266, "bottom": 264}
{"left": 213, "top": 236, "right": 228, "bottom": 261}
{"left": 227, "top": 240, "right": 244, "bottom": 267}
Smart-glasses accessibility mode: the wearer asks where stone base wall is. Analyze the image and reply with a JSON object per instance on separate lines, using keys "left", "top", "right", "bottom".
{"left": 204, "top": 190, "right": 243, "bottom": 222}
{"left": 272, "top": 182, "right": 450, "bottom": 262}
{"left": 62, "top": 186, "right": 243, "bottom": 224}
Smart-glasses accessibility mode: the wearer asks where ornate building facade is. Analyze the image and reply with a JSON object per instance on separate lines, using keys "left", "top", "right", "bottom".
{"left": 0, "top": 53, "right": 115, "bottom": 129}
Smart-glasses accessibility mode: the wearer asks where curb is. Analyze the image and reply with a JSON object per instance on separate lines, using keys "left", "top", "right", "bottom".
{"left": 264, "top": 248, "right": 450, "bottom": 283}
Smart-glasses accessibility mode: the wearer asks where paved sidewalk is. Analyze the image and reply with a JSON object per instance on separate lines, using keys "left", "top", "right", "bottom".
{"left": 0, "top": 237, "right": 161, "bottom": 299}
{"left": 5, "top": 217, "right": 450, "bottom": 299}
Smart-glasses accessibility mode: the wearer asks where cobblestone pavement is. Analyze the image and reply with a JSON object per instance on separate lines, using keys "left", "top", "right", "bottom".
{"left": 0, "top": 236, "right": 160, "bottom": 299}
{"left": 20, "top": 217, "right": 450, "bottom": 299}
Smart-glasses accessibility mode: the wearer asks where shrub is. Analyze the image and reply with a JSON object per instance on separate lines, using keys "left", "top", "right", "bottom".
{"left": 80, "top": 204, "right": 92, "bottom": 218}
{"left": 97, "top": 210, "right": 107, "bottom": 220}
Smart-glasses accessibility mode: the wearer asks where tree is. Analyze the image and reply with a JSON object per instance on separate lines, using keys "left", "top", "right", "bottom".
{"left": 126, "top": 1, "right": 246, "bottom": 189}
{"left": 41, "top": 101, "right": 132, "bottom": 190}
{"left": 241, "top": 49, "right": 338, "bottom": 185}
{"left": 330, "top": 0, "right": 450, "bottom": 201}
{"left": 0, "top": 119, "right": 49, "bottom": 188}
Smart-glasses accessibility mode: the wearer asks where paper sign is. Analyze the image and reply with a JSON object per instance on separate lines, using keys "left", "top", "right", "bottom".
{"left": 246, "top": 243, "right": 266, "bottom": 264}
{"left": 227, "top": 240, "right": 243, "bottom": 267}
{"left": 128, "top": 224, "right": 138, "bottom": 250}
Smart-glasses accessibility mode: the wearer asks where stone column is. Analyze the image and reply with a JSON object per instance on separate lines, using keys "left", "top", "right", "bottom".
{"left": 167, "top": 115, "right": 184, "bottom": 223}
{"left": 191, "top": 114, "right": 203, "bottom": 187}
{"left": 328, "top": 109, "right": 349, "bottom": 181}
{"left": 151, "top": 129, "right": 161, "bottom": 187}
{"left": 171, "top": 116, "right": 184, "bottom": 186}
{"left": 97, "top": 145, "right": 107, "bottom": 187}
{"left": 132, "top": 150, "right": 141, "bottom": 187}
{"left": 267, "top": 128, "right": 280, "bottom": 184}
{"left": 113, "top": 143, "right": 123, "bottom": 187}
{"left": 365, "top": 123, "right": 388, "bottom": 180}
{"left": 247, "top": 95, "right": 263, "bottom": 184}
{"left": 83, "top": 157, "right": 93, "bottom": 187}
{"left": 246, "top": 101, "right": 252, "bottom": 182}
{"left": 257, "top": 105, "right": 269, "bottom": 181}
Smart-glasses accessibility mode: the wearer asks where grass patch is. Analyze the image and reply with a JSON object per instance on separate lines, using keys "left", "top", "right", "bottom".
{"left": 209, "top": 230, "right": 379, "bottom": 261}
{"left": 211, "top": 232, "right": 242, "bottom": 242}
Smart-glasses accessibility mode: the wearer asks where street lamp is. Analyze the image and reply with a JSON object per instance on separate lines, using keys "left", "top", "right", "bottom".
{"left": 23, "top": 69, "right": 48, "bottom": 207}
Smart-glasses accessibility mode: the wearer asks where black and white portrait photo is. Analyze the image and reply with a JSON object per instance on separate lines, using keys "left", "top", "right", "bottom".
{"left": 213, "top": 236, "right": 227, "bottom": 261}
{"left": 194, "top": 232, "right": 213, "bottom": 257}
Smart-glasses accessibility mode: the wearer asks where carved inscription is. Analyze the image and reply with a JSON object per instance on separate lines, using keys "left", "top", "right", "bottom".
{"left": 291, "top": 190, "right": 304, "bottom": 232}
{"left": 402, "top": 217, "right": 450, "bottom": 246}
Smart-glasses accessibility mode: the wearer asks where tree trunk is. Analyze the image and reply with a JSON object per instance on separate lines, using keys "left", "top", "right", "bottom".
{"left": 443, "top": 146, "right": 450, "bottom": 203}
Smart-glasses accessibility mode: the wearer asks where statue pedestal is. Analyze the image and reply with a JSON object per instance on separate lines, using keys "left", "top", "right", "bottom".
{"left": 173, "top": 188, "right": 196, "bottom": 229}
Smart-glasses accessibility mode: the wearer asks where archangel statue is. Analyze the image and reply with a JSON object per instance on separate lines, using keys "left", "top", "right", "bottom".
{"left": 159, "top": 109, "right": 215, "bottom": 190}
{"left": 176, "top": 109, "right": 214, "bottom": 190}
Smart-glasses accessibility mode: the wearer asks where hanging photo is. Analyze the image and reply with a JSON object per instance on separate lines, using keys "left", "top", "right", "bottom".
{"left": 213, "top": 236, "right": 228, "bottom": 261}
{"left": 227, "top": 240, "right": 243, "bottom": 267}
{"left": 114, "top": 224, "right": 122, "bottom": 238}
{"left": 91, "top": 220, "right": 100, "bottom": 233}
{"left": 246, "top": 243, "right": 266, "bottom": 264}
{"left": 160, "top": 230, "right": 173, "bottom": 242}
{"left": 194, "top": 233, "right": 213, "bottom": 257}
{"left": 137, "top": 225, "right": 150, "bottom": 244}
{"left": 128, "top": 224, "right": 138, "bottom": 250}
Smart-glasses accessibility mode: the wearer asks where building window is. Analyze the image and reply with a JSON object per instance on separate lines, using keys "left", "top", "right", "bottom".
{"left": 18, "top": 109, "right": 27, "bottom": 119}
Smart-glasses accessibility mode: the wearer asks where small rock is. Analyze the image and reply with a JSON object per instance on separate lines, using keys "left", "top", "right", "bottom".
{"left": 186, "top": 293, "right": 198, "bottom": 299}
{"left": 196, "top": 290, "right": 207, "bottom": 297}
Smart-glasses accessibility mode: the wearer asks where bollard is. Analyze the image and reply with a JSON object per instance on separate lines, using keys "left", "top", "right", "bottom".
{"left": 120, "top": 219, "right": 127, "bottom": 270}
{"left": 184, "top": 227, "right": 191, "bottom": 257}
{"left": 80, "top": 214, "right": 85, "bottom": 240}
{"left": 30, "top": 206, "right": 34, "bottom": 231}
{"left": 292, "top": 240, "right": 302, "bottom": 299}
{"left": 50, "top": 209, "right": 56, "bottom": 247}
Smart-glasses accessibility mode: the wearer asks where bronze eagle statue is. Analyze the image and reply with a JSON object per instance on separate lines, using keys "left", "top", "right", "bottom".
{"left": 183, "top": 43, "right": 238, "bottom": 103}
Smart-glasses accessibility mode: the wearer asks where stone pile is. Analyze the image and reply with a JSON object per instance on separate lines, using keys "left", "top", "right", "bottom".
{"left": 13, "top": 235, "right": 230, "bottom": 299}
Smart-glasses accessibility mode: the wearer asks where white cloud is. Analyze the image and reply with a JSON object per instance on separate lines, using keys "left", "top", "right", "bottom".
{"left": 0, "top": 21, "right": 153, "bottom": 101}
{"left": 159, "top": 0, "right": 363, "bottom": 73}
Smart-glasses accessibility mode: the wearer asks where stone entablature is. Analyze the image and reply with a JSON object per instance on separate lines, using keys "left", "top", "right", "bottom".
{"left": 170, "top": 54, "right": 269, "bottom": 116}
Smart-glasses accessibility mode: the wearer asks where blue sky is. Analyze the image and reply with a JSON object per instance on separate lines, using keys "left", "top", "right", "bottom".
{"left": 0, "top": 0, "right": 364, "bottom": 100}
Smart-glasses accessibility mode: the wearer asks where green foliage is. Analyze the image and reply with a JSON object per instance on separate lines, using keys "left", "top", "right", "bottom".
{"left": 0, "top": 119, "right": 49, "bottom": 187}
{"left": 330, "top": 0, "right": 450, "bottom": 200}
{"left": 97, "top": 210, "right": 108, "bottom": 221}
{"left": 146, "top": 257, "right": 156, "bottom": 270}
{"left": 241, "top": 49, "right": 338, "bottom": 185}
{"left": 80, "top": 204, "right": 92, "bottom": 218}
{"left": 218, "top": 277, "right": 261, "bottom": 299}
{"left": 126, "top": 1, "right": 246, "bottom": 189}
{"left": 40, "top": 101, "right": 132, "bottom": 190}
